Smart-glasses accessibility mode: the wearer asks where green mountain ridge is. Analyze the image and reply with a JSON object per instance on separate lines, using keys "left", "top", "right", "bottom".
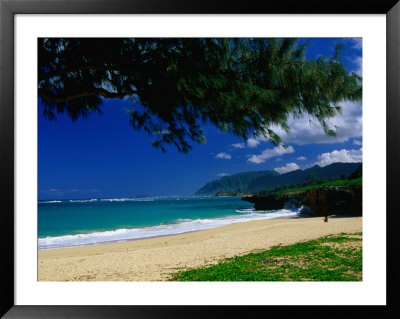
{"left": 195, "top": 162, "right": 362, "bottom": 196}
{"left": 195, "top": 170, "right": 279, "bottom": 196}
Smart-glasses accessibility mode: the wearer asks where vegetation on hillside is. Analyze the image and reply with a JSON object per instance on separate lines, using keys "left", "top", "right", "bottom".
{"left": 169, "top": 232, "right": 362, "bottom": 281}
{"left": 196, "top": 162, "right": 361, "bottom": 196}
{"left": 196, "top": 170, "right": 278, "bottom": 196}
{"left": 247, "top": 162, "right": 360, "bottom": 192}
{"left": 254, "top": 177, "right": 362, "bottom": 196}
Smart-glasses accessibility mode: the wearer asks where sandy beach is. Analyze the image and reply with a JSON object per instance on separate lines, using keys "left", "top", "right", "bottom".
{"left": 38, "top": 216, "right": 362, "bottom": 281}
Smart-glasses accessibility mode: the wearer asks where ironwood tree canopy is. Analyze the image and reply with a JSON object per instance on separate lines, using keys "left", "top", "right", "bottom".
{"left": 38, "top": 38, "right": 362, "bottom": 152}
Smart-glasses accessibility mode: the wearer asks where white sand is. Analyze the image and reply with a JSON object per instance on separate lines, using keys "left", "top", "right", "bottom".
{"left": 38, "top": 216, "right": 362, "bottom": 281}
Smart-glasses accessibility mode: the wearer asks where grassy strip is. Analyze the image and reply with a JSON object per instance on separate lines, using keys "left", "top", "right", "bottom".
{"left": 169, "top": 232, "right": 362, "bottom": 281}
{"left": 274, "top": 177, "right": 362, "bottom": 194}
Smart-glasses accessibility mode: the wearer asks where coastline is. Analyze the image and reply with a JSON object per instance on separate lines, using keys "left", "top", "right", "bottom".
{"left": 38, "top": 206, "right": 299, "bottom": 250}
{"left": 38, "top": 213, "right": 299, "bottom": 251}
{"left": 38, "top": 215, "right": 362, "bottom": 281}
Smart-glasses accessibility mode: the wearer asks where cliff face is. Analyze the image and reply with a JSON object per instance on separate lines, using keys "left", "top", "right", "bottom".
{"left": 242, "top": 185, "right": 362, "bottom": 217}
{"left": 301, "top": 185, "right": 362, "bottom": 216}
{"left": 242, "top": 193, "right": 301, "bottom": 211}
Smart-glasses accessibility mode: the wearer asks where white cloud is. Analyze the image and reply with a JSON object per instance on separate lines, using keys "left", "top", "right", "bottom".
{"left": 315, "top": 148, "right": 362, "bottom": 167}
{"left": 353, "top": 139, "right": 362, "bottom": 145}
{"left": 247, "top": 145, "right": 295, "bottom": 164}
{"left": 297, "top": 156, "right": 307, "bottom": 161}
{"left": 247, "top": 138, "right": 261, "bottom": 148}
{"left": 268, "top": 101, "right": 362, "bottom": 145}
{"left": 231, "top": 143, "right": 246, "bottom": 149}
{"left": 349, "top": 38, "right": 362, "bottom": 50}
{"left": 216, "top": 173, "right": 229, "bottom": 177}
{"left": 343, "top": 38, "right": 362, "bottom": 50}
{"left": 274, "top": 162, "right": 300, "bottom": 174}
{"left": 215, "top": 152, "right": 232, "bottom": 160}
{"left": 341, "top": 38, "right": 362, "bottom": 52}
{"left": 231, "top": 137, "right": 261, "bottom": 149}
{"left": 343, "top": 39, "right": 362, "bottom": 74}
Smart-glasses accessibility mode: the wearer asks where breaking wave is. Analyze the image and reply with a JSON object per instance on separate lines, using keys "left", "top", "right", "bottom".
{"left": 38, "top": 208, "right": 299, "bottom": 250}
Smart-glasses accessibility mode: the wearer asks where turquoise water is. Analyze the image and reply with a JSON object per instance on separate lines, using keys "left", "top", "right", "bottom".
{"left": 38, "top": 196, "right": 299, "bottom": 249}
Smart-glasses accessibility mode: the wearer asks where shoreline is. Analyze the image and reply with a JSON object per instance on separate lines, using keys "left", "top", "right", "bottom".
{"left": 38, "top": 215, "right": 362, "bottom": 281}
{"left": 38, "top": 228, "right": 206, "bottom": 251}
{"left": 38, "top": 213, "right": 299, "bottom": 251}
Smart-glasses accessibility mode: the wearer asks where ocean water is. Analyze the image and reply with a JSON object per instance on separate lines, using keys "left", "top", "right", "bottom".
{"left": 38, "top": 196, "right": 299, "bottom": 250}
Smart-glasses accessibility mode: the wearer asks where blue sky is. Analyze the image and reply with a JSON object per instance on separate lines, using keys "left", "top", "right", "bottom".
{"left": 38, "top": 38, "right": 362, "bottom": 200}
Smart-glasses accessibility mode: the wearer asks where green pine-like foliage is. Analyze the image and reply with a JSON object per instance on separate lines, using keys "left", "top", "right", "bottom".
{"left": 39, "top": 38, "right": 362, "bottom": 153}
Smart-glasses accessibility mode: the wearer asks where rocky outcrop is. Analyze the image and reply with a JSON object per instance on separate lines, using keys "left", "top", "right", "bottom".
{"left": 301, "top": 185, "right": 362, "bottom": 216}
{"left": 242, "top": 185, "right": 362, "bottom": 217}
{"left": 242, "top": 193, "right": 301, "bottom": 211}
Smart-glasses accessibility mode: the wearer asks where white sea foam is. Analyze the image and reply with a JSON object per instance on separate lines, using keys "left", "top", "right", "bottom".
{"left": 236, "top": 208, "right": 255, "bottom": 213}
{"left": 38, "top": 209, "right": 299, "bottom": 250}
{"left": 39, "top": 200, "right": 62, "bottom": 204}
{"left": 38, "top": 196, "right": 213, "bottom": 204}
{"left": 99, "top": 198, "right": 154, "bottom": 202}
{"left": 69, "top": 199, "right": 98, "bottom": 203}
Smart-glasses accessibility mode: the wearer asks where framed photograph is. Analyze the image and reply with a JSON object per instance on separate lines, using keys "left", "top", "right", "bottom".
{"left": 1, "top": 0, "right": 398, "bottom": 317}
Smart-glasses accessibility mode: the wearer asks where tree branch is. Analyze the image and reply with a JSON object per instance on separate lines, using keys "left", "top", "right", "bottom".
{"left": 38, "top": 88, "right": 137, "bottom": 103}
{"left": 38, "top": 64, "right": 125, "bottom": 80}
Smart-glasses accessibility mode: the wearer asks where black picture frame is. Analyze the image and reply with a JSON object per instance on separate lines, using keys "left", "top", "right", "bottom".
{"left": 1, "top": 0, "right": 399, "bottom": 318}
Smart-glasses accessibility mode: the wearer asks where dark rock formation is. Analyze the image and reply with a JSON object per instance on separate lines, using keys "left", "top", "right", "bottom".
{"left": 242, "top": 193, "right": 301, "bottom": 211}
{"left": 242, "top": 185, "right": 362, "bottom": 217}
{"left": 301, "top": 185, "right": 362, "bottom": 217}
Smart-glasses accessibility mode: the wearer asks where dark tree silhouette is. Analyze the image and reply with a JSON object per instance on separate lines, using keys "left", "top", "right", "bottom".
{"left": 38, "top": 38, "right": 362, "bottom": 152}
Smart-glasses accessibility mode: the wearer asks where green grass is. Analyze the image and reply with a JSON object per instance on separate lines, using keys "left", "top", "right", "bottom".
{"left": 169, "top": 232, "right": 362, "bottom": 281}
{"left": 275, "top": 177, "right": 362, "bottom": 194}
